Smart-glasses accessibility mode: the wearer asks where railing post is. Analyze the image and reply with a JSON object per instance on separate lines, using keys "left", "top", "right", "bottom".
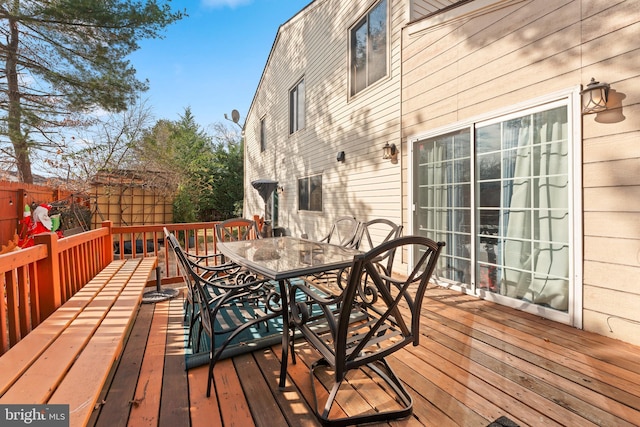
{"left": 102, "top": 221, "right": 114, "bottom": 265}
{"left": 34, "top": 232, "right": 62, "bottom": 320}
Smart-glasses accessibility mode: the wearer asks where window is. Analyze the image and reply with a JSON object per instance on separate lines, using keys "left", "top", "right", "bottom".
{"left": 298, "top": 174, "right": 322, "bottom": 212}
{"left": 265, "top": 190, "right": 279, "bottom": 227}
{"left": 350, "top": 0, "right": 387, "bottom": 96}
{"left": 289, "top": 78, "right": 305, "bottom": 134}
{"left": 259, "top": 116, "right": 266, "bottom": 152}
{"left": 413, "top": 101, "right": 574, "bottom": 317}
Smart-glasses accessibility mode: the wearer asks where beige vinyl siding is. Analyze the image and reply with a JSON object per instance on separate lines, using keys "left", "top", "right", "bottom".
{"left": 410, "top": 0, "right": 461, "bottom": 20}
{"left": 402, "top": 0, "right": 640, "bottom": 344}
{"left": 245, "top": 0, "right": 408, "bottom": 240}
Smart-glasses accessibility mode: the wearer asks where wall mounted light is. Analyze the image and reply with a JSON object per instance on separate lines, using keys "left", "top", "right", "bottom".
{"left": 581, "top": 78, "right": 610, "bottom": 114}
{"left": 336, "top": 151, "right": 345, "bottom": 163}
{"left": 382, "top": 142, "right": 397, "bottom": 161}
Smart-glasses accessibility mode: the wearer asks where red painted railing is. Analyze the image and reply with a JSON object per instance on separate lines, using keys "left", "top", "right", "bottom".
{"left": 0, "top": 220, "right": 223, "bottom": 355}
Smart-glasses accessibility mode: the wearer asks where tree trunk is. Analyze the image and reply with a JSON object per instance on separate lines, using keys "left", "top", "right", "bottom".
{"left": 7, "top": 14, "right": 34, "bottom": 183}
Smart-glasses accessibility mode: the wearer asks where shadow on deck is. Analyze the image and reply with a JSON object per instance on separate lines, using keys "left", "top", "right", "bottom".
{"left": 93, "top": 285, "right": 640, "bottom": 427}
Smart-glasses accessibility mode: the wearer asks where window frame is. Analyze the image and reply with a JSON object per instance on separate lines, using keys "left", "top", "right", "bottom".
{"left": 259, "top": 116, "right": 266, "bottom": 152}
{"left": 407, "top": 88, "right": 583, "bottom": 327}
{"left": 289, "top": 78, "right": 305, "bottom": 134}
{"left": 348, "top": 0, "right": 389, "bottom": 97}
{"left": 297, "top": 173, "right": 323, "bottom": 212}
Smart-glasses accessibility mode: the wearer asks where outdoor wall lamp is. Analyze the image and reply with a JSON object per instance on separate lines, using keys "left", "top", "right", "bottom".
{"left": 336, "top": 151, "right": 345, "bottom": 163}
{"left": 581, "top": 78, "right": 610, "bottom": 114}
{"left": 382, "top": 142, "right": 397, "bottom": 161}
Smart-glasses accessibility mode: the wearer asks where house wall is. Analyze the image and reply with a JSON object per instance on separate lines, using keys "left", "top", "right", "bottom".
{"left": 244, "top": 0, "right": 409, "bottom": 240}
{"left": 409, "top": 0, "right": 461, "bottom": 20}
{"left": 402, "top": 0, "right": 640, "bottom": 345}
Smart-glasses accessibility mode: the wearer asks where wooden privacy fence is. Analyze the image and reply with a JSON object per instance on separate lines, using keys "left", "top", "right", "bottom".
{"left": 0, "top": 220, "right": 225, "bottom": 355}
{"left": 91, "top": 170, "right": 174, "bottom": 228}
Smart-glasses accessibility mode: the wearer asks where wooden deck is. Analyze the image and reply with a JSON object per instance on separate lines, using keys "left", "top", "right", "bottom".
{"left": 92, "top": 285, "right": 640, "bottom": 427}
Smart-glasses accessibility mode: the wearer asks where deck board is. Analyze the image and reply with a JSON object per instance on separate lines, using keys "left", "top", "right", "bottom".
{"left": 421, "top": 294, "right": 640, "bottom": 425}
{"left": 188, "top": 364, "right": 223, "bottom": 427}
{"left": 252, "top": 348, "right": 320, "bottom": 427}
{"left": 94, "top": 303, "right": 154, "bottom": 427}
{"left": 92, "top": 285, "right": 640, "bottom": 427}
{"left": 235, "top": 352, "right": 288, "bottom": 427}
{"left": 128, "top": 300, "right": 168, "bottom": 426}
{"left": 159, "top": 296, "right": 190, "bottom": 427}
{"left": 214, "top": 358, "right": 255, "bottom": 427}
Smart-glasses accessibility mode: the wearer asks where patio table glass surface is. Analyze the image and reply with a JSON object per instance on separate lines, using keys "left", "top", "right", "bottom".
{"left": 216, "top": 236, "right": 361, "bottom": 281}
{"left": 216, "top": 236, "right": 362, "bottom": 388}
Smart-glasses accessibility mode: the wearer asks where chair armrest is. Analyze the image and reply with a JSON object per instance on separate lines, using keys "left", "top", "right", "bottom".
{"left": 192, "top": 261, "right": 241, "bottom": 276}
{"left": 290, "top": 280, "right": 344, "bottom": 336}
{"left": 184, "top": 251, "right": 225, "bottom": 263}
{"left": 199, "top": 271, "right": 270, "bottom": 293}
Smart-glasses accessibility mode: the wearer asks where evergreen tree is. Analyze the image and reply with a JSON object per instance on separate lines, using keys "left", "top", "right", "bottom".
{"left": 0, "top": 0, "right": 184, "bottom": 182}
{"left": 138, "top": 109, "right": 244, "bottom": 223}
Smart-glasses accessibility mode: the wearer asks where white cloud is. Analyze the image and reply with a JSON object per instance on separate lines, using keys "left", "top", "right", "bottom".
{"left": 201, "top": 0, "right": 253, "bottom": 8}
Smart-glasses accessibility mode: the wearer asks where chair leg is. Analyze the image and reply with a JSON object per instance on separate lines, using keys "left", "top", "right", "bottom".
{"left": 309, "top": 358, "right": 413, "bottom": 426}
{"left": 289, "top": 323, "right": 297, "bottom": 365}
{"left": 195, "top": 319, "right": 203, "bottom": 353}
{"left": 206, "top": 356, "right": 214, "bottom": 397}
{"left": 187, "top": 306, "right": 197, "bottom": 346}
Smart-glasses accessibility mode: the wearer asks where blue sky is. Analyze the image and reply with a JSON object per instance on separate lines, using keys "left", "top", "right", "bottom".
{"left": 129, "top": 0, "right": 312, "bottom": 129}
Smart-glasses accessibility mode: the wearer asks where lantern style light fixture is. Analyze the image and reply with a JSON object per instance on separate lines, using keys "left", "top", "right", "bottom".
{"left": 580, "top": 78, "right": 610, "bottom": 114}
{"left": 382, "top": 142, "right": 397, "bottom": 161}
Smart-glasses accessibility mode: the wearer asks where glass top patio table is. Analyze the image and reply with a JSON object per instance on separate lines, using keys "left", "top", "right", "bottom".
{"left": 216, "top": 236, "right": 362, "bottom": 389}
{"left": 216, "top": 236, "right": 361, "bottom": 281}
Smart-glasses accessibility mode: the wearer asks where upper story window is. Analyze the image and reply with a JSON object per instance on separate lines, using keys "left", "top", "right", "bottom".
{"left": 350, "top": 0, "right": 388, "bottom": 96}
{"left": 289, "top": 78, "right": 305, "bottom": 134}
{"left": 260, "top": 116, "right": 266, "bottom": 152}
{"left": 298, "top": 174, "right": 322, "bottom": 212}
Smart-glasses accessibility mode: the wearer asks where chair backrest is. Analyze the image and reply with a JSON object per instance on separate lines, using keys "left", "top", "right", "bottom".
{"left": 215, "top": 218, "right": 261, "bottom": 242}
{"left": 164, "top": 228, "right": 198, "bottom": 303}
{"left": 353, "top": 218, "right": 403, "bottom": 272}
{"left": 319, "top": 216, "right": 360, "bottom": 247}
{"left": 335, "top": 235, "right": 444, "bottom": 379}
{"left": 353, "top": 218, "right": 402, "bottom": 251}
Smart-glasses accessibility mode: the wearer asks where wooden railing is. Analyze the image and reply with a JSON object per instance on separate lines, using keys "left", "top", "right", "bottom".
{"left": 0, "top": 220, "right": 223, "bottom": 355}
{"left": 112, "top": 222, "right": 223, "bottom": 286}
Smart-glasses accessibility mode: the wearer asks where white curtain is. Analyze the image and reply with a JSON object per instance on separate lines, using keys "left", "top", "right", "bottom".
{"left": 502, "top": 121, "right": 533, "bottom": 299}
{"left": 502, "top": 109, "right": 569, "bottom": 311}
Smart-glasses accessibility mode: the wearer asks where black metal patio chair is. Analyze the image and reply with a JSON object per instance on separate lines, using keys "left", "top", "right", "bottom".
{"left": 305, "top": 216, "right": 361, "bottom": 291}
{"left": 288, "top": 235, "right": 444, "bottom": 426}
{"left": 316, "top": 218, "right": 404, "bottom": 294}
{"left": 318, "top": 216, "right": 360, "bottom": 248}
{"left": 164, "top": 228, "right": 246, "bottom": 346}
{"left": 215, "top": 217, "right": 261, "bottom": 243}
{"left": 186, "top": 254, "right": 283, "bottom": 398}
{"left": 353, "top": 218, "right": 403, "bottom": 253}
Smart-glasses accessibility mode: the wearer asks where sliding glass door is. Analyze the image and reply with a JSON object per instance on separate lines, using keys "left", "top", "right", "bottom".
{"left": 414, "top": 129, "right": 472, "bottom": 288}
{"left": 412, "top": 100, "right": 575, "bottom": 321}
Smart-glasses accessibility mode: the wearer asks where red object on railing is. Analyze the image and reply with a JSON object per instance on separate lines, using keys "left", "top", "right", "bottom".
{"left": 0, "top": 223, "right": 113, "bottom": 354}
